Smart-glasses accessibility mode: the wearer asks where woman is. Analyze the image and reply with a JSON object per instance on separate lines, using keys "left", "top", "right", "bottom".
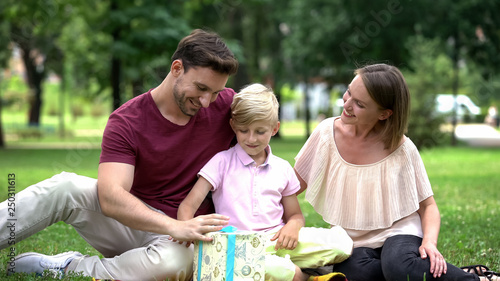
{"left": 294, "top": 64, "right": 497, "bottom": 281}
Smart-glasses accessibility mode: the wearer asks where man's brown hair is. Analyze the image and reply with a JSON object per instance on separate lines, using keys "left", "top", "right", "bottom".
{"left": 171, "top": 29, "right": 238, "bottom": 76}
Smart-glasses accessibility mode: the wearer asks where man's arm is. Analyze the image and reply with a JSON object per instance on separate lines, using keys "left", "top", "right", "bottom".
{"left": 97, "top": 162, "right": 228, "bottom": 242}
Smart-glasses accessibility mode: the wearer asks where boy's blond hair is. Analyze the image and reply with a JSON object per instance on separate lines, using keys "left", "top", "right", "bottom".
{"left": 231, "top": 83, "right": 279, "bottom": 127}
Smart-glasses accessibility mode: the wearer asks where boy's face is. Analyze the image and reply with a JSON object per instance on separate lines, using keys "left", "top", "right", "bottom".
{"left": 230, "top": 119, "right": 280, "bottom": 163}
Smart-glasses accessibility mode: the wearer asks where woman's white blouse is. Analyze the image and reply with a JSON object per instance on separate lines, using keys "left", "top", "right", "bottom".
{"left": 295, "top": 117, "right": 434, "bottom": 247}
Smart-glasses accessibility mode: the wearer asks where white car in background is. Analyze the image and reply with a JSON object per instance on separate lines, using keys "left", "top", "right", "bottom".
{"left": 334, "top": 94, "right": 481, "bottom": 123}
{"left": 436, "top": 94, "right": 481, "bottom": 122}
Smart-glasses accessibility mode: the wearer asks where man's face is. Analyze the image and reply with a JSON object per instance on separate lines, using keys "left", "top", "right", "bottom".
{"left": 173, "top": 66, "right": 229, "bottom": 117}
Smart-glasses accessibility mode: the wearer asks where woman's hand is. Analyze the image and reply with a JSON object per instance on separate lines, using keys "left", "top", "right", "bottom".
{"left": 417, "top": 196, "right": 447, "bottom": 278}
{"left": 419, "top": 239, "right": 447, "bottom": 278}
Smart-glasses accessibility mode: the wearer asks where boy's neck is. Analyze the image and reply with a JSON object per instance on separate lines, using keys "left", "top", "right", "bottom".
{"left": 249, "top": 147, "right": 268, "bottom": 166}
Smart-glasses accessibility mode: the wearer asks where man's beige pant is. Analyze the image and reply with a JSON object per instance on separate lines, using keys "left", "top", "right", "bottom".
{"left": 0, "top": 172, "right": 193, "bottom": 281}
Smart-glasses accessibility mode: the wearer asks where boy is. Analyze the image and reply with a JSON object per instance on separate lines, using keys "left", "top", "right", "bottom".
{"left": 178, "top": 83, "right": 352, "bottom": 281}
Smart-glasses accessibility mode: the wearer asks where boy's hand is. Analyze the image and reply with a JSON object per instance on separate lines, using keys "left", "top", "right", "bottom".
{"left": 274, "top": 194, "right": 305, "bottom": 250}
{"left": 270, "top": 220, "right": 301, "bottom": 250}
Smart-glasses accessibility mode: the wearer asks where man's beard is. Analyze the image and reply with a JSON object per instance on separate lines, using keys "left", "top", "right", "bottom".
{"left": 173, "top": 79, "right": 198, "bottom": 117}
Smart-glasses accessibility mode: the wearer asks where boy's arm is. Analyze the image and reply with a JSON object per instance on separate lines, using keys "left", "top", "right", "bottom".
{"left": 271, "top": 194, "right": 305, "bottom": 250}
{"left": 178, "top": 176, "right": 214, "bottom": 221}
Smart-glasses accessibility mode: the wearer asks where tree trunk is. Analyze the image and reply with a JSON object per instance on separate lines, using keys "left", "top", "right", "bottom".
{"left": 304, "top": 80, "right": 311, "bottom": 139}
{"left": 451, "top": 32, "right": 460, "bottom": 146}
{"left": 132, "top": 79, "right": 143, "bottom": 97}
{"left": 274, "top": 86, "right": 281, "bottom": 139}
{"left": 111, "top": 0, "right": 122, "bottom": 110}
{"left": 59, "top": 67, "right": 66, "bottom": 138}
{"left": 0, "top": 97, "right": 5, "bottom": 148}
{"left": 20, "top": 45, "right": 45, "bottom": 126}
{"left": 111, "top": 56, "right": 121, "bottom": 110}
{"left": 229, "top": 7, "right": 250, "bottom": 91}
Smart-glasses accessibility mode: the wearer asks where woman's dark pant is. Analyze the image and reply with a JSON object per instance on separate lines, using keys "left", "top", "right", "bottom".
{"left": 331, "top": 235, "right": 479, "bottom": 281}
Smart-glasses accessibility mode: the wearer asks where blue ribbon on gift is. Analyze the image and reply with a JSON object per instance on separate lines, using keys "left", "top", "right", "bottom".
{"left": 197, "top": 226, "right": 237, "bottom": 281}
{"left": 197, "top": 239, "right": 203, "bottom": 281}
{"left": 221, "top": 226, "right": 237, "bottom": 281}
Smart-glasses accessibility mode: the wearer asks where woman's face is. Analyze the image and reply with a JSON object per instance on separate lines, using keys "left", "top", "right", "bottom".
{"left": 341, "top": 75, "right": 391, "bottom": 126}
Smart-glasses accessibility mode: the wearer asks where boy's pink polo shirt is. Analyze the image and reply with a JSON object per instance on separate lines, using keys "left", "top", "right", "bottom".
{"left": 199, "top": 143, "right": 300, "bottom": 232}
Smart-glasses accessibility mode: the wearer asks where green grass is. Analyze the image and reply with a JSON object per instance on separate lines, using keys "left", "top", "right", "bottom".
{"left": 0, "top": 148, "right": 101, "bottom": 280}
{"left": 0, "top": 127, "right": 499, "bottom": 279}
{"left": 419, "top": 147, "right": 500, "bottom": 268}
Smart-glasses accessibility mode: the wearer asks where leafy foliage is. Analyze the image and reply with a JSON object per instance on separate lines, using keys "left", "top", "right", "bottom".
{"left": 2, "top": 0, "right": 500, "bottom": 146}
{"left": 404, "top": 36, "right": 451, "bottom": 149}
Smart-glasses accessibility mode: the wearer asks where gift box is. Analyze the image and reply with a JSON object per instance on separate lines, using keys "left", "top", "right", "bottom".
{"left": 194, "top": 226, "right": 266, "bottom": 281}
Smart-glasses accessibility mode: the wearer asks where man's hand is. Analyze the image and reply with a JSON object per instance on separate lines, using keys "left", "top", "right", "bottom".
{"left": 168, "top": 214, "right": 229, "bottom": 244}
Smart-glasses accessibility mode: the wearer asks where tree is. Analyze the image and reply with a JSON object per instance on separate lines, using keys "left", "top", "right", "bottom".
{"left": 280, "top": 0, "right": 346, "bottom": 137}
{"left": 106, "top": 0, "right": 191, "bottom": 106}
{"left": 416, "top": 0, "right": 500, "bottom": 144}
{"left": 0, "top": 21, "right": 11, "bottom": 148}
{"left": 403, "top": 36, "right": 452, "bottom": 149}
{"left": 182, "top": 0, "right": 248, "bottom": 90}
{"left": 279, "top": 0, "right": 422, "bottom": 137}
{"left": 183, "top": 0, "right": 294, "bottom": 138}
{"left": 59, "top": 0, "right": 191, "bottom": 111}
{"left": 0, "top": 0, "right": 69, "bottom": 126}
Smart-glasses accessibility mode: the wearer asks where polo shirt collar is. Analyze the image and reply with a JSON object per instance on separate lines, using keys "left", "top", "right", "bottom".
{"left": 234, "top": 143, "right": 272, "bottom": 167}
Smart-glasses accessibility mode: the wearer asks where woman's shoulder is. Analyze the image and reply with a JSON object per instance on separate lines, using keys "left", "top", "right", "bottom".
{"left": 310, "top": 116, "right": 338, "bottom": 138}
{"left": 398, "top": 136, "right": 420, "bottom": 155}
{"left": 320, "top": 116, "right": 338, "bottom": 128}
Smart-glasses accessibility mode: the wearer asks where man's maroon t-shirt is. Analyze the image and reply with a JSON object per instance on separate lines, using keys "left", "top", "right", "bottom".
{"left": 99, "top": 88, "right": 236, "bottom": 218}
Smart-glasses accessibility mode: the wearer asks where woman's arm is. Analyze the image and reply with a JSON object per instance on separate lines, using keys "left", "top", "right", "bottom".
{"left": 294, "top": 169, "right": 308, "bottom": 195}
{"left": 417, "top": 196, "right": 447, "bottom": 278}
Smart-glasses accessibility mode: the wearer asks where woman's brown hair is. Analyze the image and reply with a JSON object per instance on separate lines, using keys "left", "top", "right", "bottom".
{"left": 355, "top": 64, "right": 410, "bottom": 150}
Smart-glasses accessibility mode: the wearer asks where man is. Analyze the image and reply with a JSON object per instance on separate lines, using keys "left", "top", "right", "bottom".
{"left": 1, "top": 29, "right": 238, "bottom": 280}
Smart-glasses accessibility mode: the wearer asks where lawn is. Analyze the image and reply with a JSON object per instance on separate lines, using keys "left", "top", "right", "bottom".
{"left": 0, "top": 132, "right": 499, "bottom": 280}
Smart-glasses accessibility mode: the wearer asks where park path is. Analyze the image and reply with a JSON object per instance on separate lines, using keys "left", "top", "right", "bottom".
{"left": 455, "top": 124, "right": 500, "bottom": 147}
